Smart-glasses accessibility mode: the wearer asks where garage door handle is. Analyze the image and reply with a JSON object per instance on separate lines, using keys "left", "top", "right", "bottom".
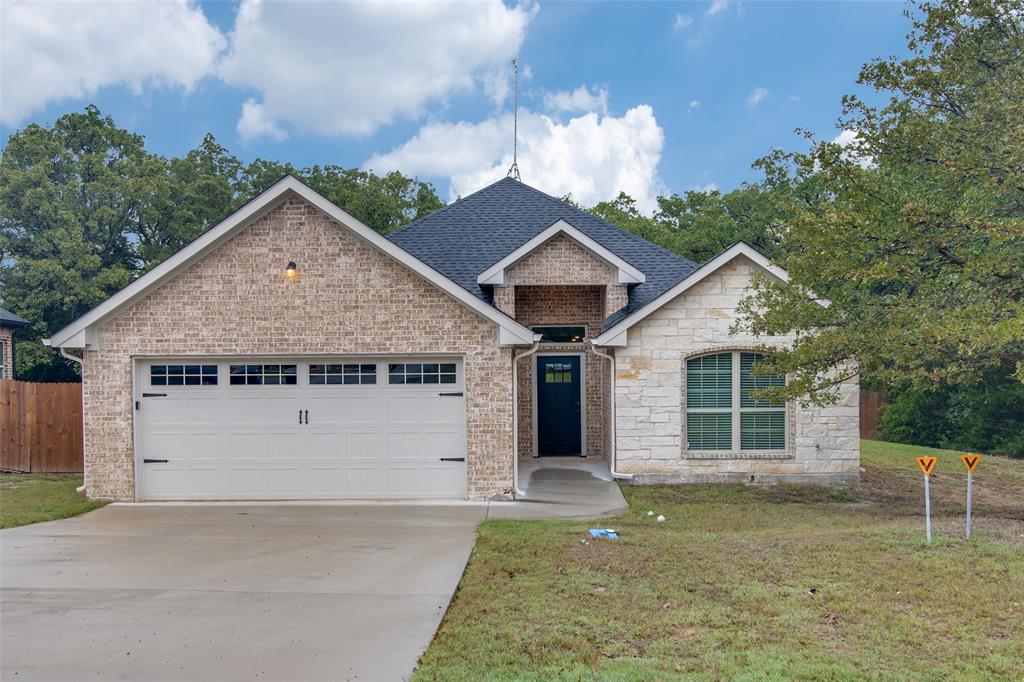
{"left": 440, "top": 457, "right": 466, "bottom": 462}
{"left": 143, "top": 458, "right": 169, "bottom": 464}
{"left": 438, "top": 392, "right": 463, "bottom": 397}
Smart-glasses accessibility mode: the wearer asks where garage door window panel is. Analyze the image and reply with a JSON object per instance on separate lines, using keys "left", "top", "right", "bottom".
{"left": 389, "top": 363, "right": 457, "bottom": 385}
{"left": 229, "top": 364, "right": 298, "bottom": 385}
{"left": 309, "top": 364, "right": 376, "bottom": 385}
{"left": 151, "top": 364, "right": 218, "bottom": 386}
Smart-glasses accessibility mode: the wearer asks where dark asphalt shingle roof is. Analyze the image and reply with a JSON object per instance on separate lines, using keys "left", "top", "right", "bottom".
{"left": 388, "top": 178, "right": 698, "bottom": 329}
{"left": 0, "top": 307, "right": 29, "bottom": 328}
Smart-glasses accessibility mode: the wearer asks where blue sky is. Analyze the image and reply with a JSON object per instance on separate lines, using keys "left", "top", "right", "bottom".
{"left": 1, "top": 0, "right": 910, "bottom": 211}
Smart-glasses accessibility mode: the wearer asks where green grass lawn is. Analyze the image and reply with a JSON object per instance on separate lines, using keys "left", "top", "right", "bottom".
{"left": 413, "top": 441, "right": 1024, "bottom": 681}
{"left": 0, "top": 473, "right": 107, "bottom": 529}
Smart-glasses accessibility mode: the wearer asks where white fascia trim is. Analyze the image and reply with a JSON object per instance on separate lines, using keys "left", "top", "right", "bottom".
{"left": 476, "top": 219, "right": 646, "bottom": 286}
{"left": 47, "top": 175, "right": 535, "bottom": 349}
{"left": 593, "top": 242, "right": 790, "bottom": 347}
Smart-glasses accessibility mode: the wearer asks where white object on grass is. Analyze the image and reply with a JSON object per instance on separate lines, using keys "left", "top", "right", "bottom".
{"left": 647, "top": 511, "right": 654, "bottom": 516}
{"left": 656, "top": 515, "right": 666, "bottom": 522}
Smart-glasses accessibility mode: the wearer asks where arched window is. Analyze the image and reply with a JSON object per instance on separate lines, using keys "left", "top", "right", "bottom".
{"left": 685, "top": 351, "right": 786, "bottom": 452}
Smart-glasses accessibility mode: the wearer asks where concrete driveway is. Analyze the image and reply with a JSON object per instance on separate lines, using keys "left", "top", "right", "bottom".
{"left": 1, "top": 504, "right": 484, "bottom": 681}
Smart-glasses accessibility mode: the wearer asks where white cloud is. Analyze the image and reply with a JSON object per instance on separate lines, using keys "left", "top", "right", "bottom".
{"left": 543, "top": 86, "right": 609, "bottom": 115}
{"left": 218, "top": 0, "right": 534, "bottom": 138}
{"left": 366, "top": 105, "right": 666, "bottom": 213}
{"left": 237, "top": 98, "right": 287, "bottom": 141}
{"left": 673, "top": 13, "right": 693, "bottom": 30}
{"left": 746, "top": 86, "right": 768, "bottom": 108}
{"left": 0, "top": 0, "right": 225, "bottom": 126}
{"left": 689, "top": 100, "right": 701, "bottom": 109}
{"left": 691, "top": 182, "right": 718, "bottom": 193}
{"left": 833, "top": 129, "right": 875, "bottom": 169}
{"left": 706, "top": 0, "right": 730, "bottom": 17}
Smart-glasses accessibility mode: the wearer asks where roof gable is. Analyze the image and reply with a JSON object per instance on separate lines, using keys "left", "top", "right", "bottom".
{"left": 388, "top": 178, "right": 697, "bottom": 319}
{"left": 594, "top": 242, "right": 790, "bottom": 346}
{"left": 477, "top": 219, "right": 645, "bottom": 286}
{"left": 46, "top": 176, "right": 535, "bottom": 349}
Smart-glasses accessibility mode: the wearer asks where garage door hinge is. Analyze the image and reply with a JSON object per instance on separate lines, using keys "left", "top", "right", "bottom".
{"left": 438, "top": 391, "right": 463, "bottom": 397}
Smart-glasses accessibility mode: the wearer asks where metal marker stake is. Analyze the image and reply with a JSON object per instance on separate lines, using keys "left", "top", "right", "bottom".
{"left": 965, "top": 471, "right": 973, "bottom": 539}
{"left": 924, "top": 474, "right": 932, "bottom": 544}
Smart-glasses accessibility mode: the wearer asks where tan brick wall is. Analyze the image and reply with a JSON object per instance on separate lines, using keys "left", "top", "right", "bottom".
{"left": 493, "top": 286, "right": 515, "bottom": 317}
{"left": 506, "top": 233, "right": 616, "bottom": 286}
{"left": 0, "top": 327, "right": 13, "bottom": 379}
{"left": 513, "top": 285, "right": 608, "bottom": 460}
{"left": 82, "top": 198, "right": 514, "bottom": 501}
{"left": 605, "top": 284, "right": 629, "bottom": 318}
{"left": 614, "top": 255, "right": 860, "bottom": 483}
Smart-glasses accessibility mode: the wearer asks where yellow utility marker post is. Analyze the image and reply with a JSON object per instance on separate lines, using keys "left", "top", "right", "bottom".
{"left": 916, "top": 456, "right": 937, "bottom": 543}
{"left": 961, "top": 453, "right": 981, "bottom": 539}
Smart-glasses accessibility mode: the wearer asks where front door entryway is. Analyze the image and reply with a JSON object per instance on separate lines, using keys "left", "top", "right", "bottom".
{"left": 536, "top": 355, "right": 582, "bottom": 456}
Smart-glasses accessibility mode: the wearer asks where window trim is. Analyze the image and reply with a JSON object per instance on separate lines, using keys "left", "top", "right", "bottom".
{"left": 684, "top": 350, "right": 788, "bottom": 455}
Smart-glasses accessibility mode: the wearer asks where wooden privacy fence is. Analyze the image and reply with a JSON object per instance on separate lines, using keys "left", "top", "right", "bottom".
{"left": 0, "top": 380, "right": 84, "bottom": 472}
{"left": 860, "top": 390, "right": 887, "bottom": 440}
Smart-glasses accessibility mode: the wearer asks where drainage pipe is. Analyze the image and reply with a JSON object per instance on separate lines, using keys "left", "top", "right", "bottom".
{"left": 588, "top": 343, "right": 634, "bottom": 480}
{"left": 511, "top": 339, "right": 541, "bottom": 498}
{"left": 57, "top": 346, "right": 88, "bottom": 494}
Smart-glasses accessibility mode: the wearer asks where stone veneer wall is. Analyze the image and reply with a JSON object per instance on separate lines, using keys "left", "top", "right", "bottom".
{"left": 614, "top": 255, "right": 859, "bottom": 483}
{"left": 513, "top": 285, "right": 608, "bottom": 460}
{"left": 82, "top": 197, "right": 515, "bottom": 501}
{"left": 0, "top": 327, "right": 14, "bottom": 379}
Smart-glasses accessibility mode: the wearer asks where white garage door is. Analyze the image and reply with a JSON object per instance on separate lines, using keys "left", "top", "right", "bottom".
{"left": 135, "top": 357, "right": 467, "bottom": 500}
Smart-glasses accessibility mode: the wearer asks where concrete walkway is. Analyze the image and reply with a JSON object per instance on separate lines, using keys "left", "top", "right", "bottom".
{"left": 0, "top": 466, "right": 626, "bottom": 681}
{"left": 1, "top": 505, "right": 484, "bottom": 682}
{"left": 489, "top": 457, "right": 629, "bottom": 520}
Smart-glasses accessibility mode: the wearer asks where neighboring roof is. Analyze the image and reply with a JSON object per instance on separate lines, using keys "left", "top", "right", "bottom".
{"left": 0, "top": 307, "right": 29, "bottom": 329}
{"left": 594, "top": 242, "right": 790, "bottom": 347}
{"left": 389, "top": 178, "right": 698, "bottom": 324}
{"left": 46, "top": 176, "right": 536, "bottom": 349}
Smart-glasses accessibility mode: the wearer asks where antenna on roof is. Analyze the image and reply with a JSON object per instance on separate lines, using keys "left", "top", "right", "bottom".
{"left": 506, "top": 56, "right": 521, "bottom": 181}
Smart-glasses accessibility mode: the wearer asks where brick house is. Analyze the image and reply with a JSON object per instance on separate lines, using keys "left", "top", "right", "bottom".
{"left": 46, "top": 175, "right": 859, "bottom": 501}
{"left": 1, "top": 307, "right": 29, "bottom": 380}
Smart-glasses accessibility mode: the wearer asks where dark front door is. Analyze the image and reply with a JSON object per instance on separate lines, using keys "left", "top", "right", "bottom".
{"left": 536, "top": 356, "right": 582, "bottom": 456}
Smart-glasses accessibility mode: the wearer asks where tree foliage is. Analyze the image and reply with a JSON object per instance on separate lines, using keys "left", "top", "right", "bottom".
{"left": 586, "top": 151, "right": 824, "bottom": 264}
{"left": 879, "top": 366, "right": 1024, "bottom": 458}
{"left": 0, "top": 106, "right": 444, "bottom": 380}
{"left": 735, "top": 0, "right": 1024, "bottom": 405}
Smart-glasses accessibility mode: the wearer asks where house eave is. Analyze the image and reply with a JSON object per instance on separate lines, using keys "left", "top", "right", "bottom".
{"left": 48, "top": 175, "right": 535, "bottom": 350}
{"left": 593, "top": 242, "right": 791, "bottom": 347}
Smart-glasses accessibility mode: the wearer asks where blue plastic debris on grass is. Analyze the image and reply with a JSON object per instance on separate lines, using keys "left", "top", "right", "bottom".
{"left": 589, "top": 528, "right": 619, "bottom": 540}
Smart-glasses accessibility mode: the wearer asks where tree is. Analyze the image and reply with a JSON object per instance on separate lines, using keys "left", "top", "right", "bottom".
{"left": 1, "top": 107, "right": 446, "bottom": 379}
{"left": 0, "top": 106, "right": 149, "bottom": 379}
{"left": 736, "top": 0, "right": 1024, "bottom": 405}
{"left": 588, "top": 166, "right": 816, "bottom": 264}
{"left": 237, "top": 162, "right": 444, "bottom": 234}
